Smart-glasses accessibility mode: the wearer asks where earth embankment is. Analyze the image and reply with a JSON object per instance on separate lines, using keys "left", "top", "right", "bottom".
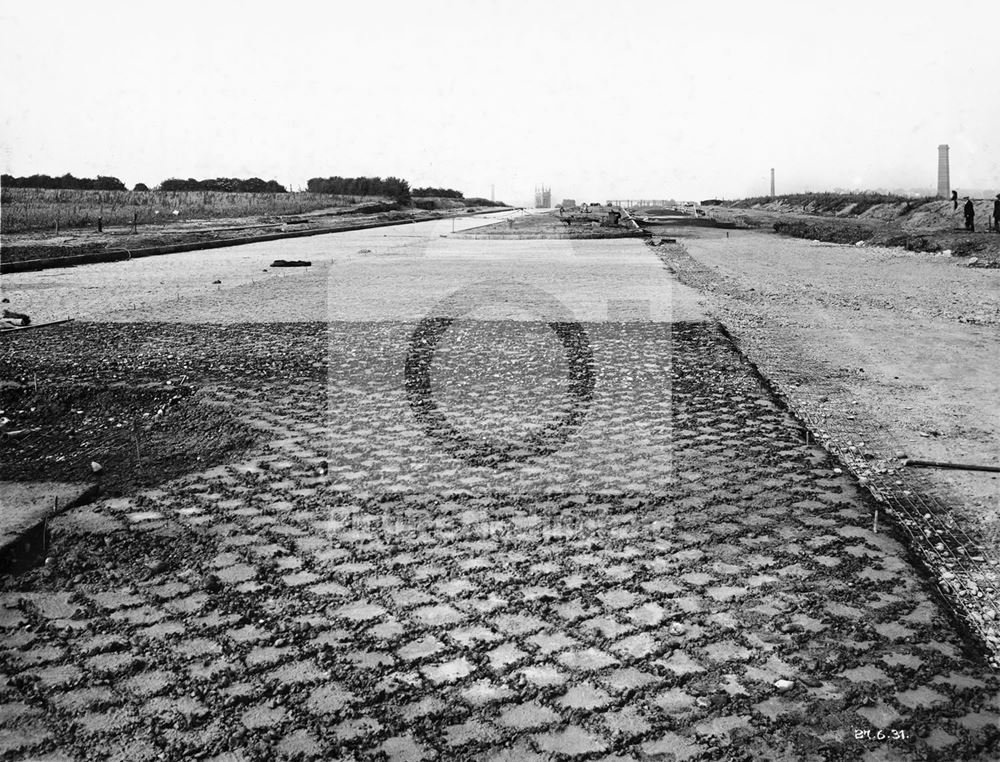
{"left": 705, "top": 198, "right": 1000, "bottom": 265}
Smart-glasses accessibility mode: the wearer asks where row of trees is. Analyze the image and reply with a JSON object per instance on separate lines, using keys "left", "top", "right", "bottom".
{"left": 4, "top": 173, "right": 497, "bottom": 206}
{"left": 1, "top": 173, "right": 288, "bottom": 194}
{"left": 2, "top": 173, "right": 127, "bottom": 191}
{"left": 306, "top": 176, "right": 410, "bottom": 202}
{"left": 411, "top": 186, "right": 463, "bottom": 199}
{"left": 158, "top": 177, "right": 287, "bottom": 193}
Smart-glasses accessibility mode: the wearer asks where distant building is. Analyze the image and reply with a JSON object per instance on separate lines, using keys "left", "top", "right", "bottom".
{"left": 534, "top": 185, "right": 551, "bottom": 208}
{"left": 560, "top": 199, "right": 576, "bottom": 209}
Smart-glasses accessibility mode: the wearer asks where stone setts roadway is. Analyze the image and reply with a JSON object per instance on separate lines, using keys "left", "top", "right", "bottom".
{"left": 1, "top": 216, "right": 998, "bottom": 760}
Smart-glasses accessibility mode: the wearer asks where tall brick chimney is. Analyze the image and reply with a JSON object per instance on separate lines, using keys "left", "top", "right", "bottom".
{"left": 937, "top": 145, "right": 950, "bottom": 198}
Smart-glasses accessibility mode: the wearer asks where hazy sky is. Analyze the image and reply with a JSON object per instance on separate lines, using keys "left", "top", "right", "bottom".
{"left": 2, "top": 0, "right": 998, "bottom": 205}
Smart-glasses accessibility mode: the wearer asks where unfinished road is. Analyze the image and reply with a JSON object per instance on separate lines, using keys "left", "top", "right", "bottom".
{"left": 1, "top": 216, "right": 999, "bottom": 760}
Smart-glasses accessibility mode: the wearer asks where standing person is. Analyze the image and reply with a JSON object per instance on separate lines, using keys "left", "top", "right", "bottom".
{"left": 994, "top": 193, "right": 1000, "bottom": 233}
{"left": 952, "top": 190, "right": 959, "bottom": 210}
{"left": 963, "top": 197, "right": 975, "bottom": 232}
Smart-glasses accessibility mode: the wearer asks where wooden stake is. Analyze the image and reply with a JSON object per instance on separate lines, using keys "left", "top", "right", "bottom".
{"left": 905, "top": 458, "right": 1000, "bottom": 473}
{"left": 133, "top": 422, "right": 142, "bottom": 468}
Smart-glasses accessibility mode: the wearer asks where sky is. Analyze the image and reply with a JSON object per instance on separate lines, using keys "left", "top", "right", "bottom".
{"left": 1, "top": 0, "right": 998, "bottom": 206}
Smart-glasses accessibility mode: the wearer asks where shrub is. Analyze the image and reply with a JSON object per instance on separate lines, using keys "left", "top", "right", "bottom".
{"left": 158, "top": 177, "right": 287, "bottom": 193}
{"left": 308, "top": 176, "right": 410, "bottom": 204}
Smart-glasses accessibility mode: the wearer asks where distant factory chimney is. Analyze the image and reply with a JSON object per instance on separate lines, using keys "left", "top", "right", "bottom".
{"left": 491, "top": 184, "right": 495, "bottom": 203}
{"left": 770, "top": 168, "right": 775, "bottom": 198}
{"left": 937, "top": 145, "right": 950, "bottom": 198}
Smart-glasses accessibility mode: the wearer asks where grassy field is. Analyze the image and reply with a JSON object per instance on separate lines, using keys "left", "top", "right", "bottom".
{"left": 0, "top": 188, "right": 382, "bottom": 234}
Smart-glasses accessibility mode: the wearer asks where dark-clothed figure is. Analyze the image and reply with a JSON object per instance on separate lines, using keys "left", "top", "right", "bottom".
{"left": 952, "top": 190, "right": 958, "bottom": 210}
{"left": 963, "top": 197, "right": 975, "bottom": 232}
{"left": 994, "top": 194, "right": 1000, "bottom": 233}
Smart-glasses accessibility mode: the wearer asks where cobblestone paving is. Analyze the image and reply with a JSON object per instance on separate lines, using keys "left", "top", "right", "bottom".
{"left": 2, "top": 236, "right": 999, "bottom": 760}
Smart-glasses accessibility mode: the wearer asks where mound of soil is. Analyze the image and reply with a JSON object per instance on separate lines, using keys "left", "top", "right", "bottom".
{"left": 0, "top": 383, "right": 255, "bottom": 496}
{"left": 455, "top": 211, "right": 645, "bottom": 239}
{"left": 772, "top": 218, "right": 1000, "bottom": 264}
{"left": 773, "top": 219, "right": 877, "bottom": 244}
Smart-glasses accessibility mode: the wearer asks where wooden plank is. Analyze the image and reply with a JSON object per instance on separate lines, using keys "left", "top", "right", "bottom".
{"left": 0, "top": 318, "right": 75, "bottom": 334}
{"left": 904, "top": 458, "right": 1000, "bottom": 474}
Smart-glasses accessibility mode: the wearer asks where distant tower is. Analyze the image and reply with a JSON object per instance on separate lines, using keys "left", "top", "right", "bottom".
{"left": 770, "top": 168, "right": 775, "bottom": 198}
{"left": 490, "top": 184, "right": 495, "bottom": 203}
{"left": 534, "top": 185, "right": 551, "bottom": 209}
{"left": 937, "top": 145, "right": 950, "bottom": 198}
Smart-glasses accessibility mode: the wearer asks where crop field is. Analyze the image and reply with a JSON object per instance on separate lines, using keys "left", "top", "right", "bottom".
{"left": 0, "top": 188, "right": 381, "bottom": 234}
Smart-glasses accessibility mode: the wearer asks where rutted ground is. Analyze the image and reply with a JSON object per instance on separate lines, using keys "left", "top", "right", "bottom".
{"left": 1, "top": 230, "right": 999, "bottom": 760}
